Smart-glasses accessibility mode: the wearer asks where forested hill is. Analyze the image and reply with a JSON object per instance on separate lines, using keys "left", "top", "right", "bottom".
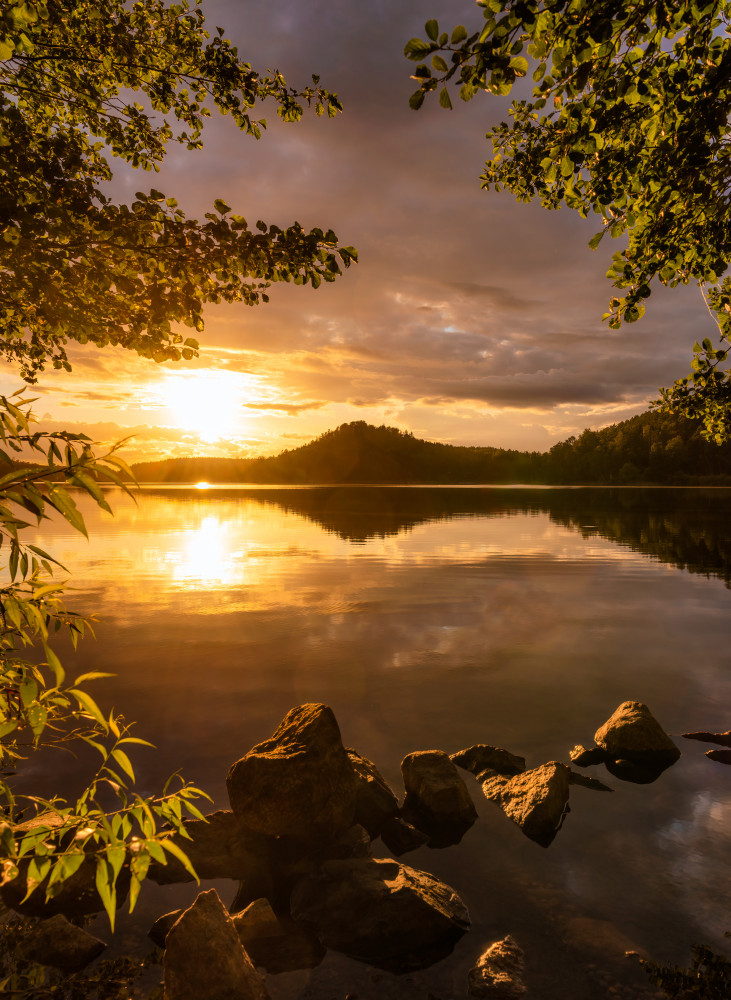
{"left": 131, "top": 411, "right": 731, "bottom": 485}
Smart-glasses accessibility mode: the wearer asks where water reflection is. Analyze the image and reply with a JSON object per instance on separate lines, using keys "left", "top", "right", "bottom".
{"left": 22, "top": 486, "right": 731, "bottom": 997}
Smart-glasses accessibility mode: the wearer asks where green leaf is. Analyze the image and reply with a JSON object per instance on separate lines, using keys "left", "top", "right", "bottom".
{"left": 111, "top": 748, "right": 135, "bottom": 783}
{"left": 69, "top": 689, "right": 109, "bottom": 731}
{"left": 425, "top": 19, "right": 439, "bottom": 41}
{"left": 451, "top": 25, "right": 467, "bottom": 44}
{"left": 47, "top": 487, "right": 87, "bottom": 537}
{"left": 160, "top": 838, "right": 198, "bottom": 881}
{"left": 404, "top": 38, "right": 433, "bottom": 61}
{"left": 95, "top": 857, "right": 117, "bottom": 930}
{"left": 439, "top": 86, "right": 453, "bottom": 110}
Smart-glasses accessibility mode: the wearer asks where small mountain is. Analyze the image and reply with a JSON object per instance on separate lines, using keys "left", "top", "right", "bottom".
{"left": 131, "top": 412, "right": 731, "bottom": 485}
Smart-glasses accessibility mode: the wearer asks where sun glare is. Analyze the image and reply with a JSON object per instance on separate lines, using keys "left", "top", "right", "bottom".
{"left": 157, "top": 370, "right": 252, "bottom": 442}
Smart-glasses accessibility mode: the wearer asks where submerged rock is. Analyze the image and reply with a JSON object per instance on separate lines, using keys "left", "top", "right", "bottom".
{"left": 379, "top": 816, "right": 430, "bottom": 856}
{"left": 18, "top": 913, "right": 106, "bottom": 973}
{"left": 290, "top": 856, "right": 470, "bottom": 973}
{"left": 163, "top": 889, "right": 269, "bottom": 1000}
{"left": 683, "top": 730, "right": 731, "bottom": 747}
{"left": 568, "top": 771, "right": 613, "bottom": 792}
{"left": 401, "top": 750, "right": 478, "bottom": 847}
{"left": 149, "top": 909, "right": 183, "bottom": 949}
{"left": 467, "top": 935, "right": 527, "bottom": 999}
{"left": 481, "top": 762, "right": 571, "bottom": 847}
{"left": 226, "top": 703, "right": 358, "bottom": 846}
{"left": 451, "top": 745, "right": 526, "bottom": 779}
{"left": 232, "top": 898, "right": 325, "bottom": 973}
{"left": 706, "top": 748, "right": 731, "bottom": 765}
{"left": 594, "top": 701, "right": 680, "bottom": 767}
{"left": 347, "top": 748, "right": 400, "bottom": 836}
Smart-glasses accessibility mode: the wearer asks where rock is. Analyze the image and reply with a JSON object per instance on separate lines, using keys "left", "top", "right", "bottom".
{"left": 321, "top": 823, "right": 372, "bottom": 860}
{"left": 481, "top": 762, "right": 571, "bottom": 847}
{"left": 594, "top": 701, "right": 680, "bottom": 767}
{"left": 451, "top": 745, "right": 525, "bottom": 779}
{"left": 605, "top": 758, "right": 669, "bottom": 784}
{"left": 347, "top": 748, "right": 400, "bottom": 836}
{"left": 149, "top": 909, "right": 183, "bottom": 948}
{"left": 1, "top": 812, "right": 129, "bottom": 919}
{"left": 467, "top": 935, "right": 527, "bottom": 999}
{"left": 232, "top": 898, "right": 325, "bottom": 973}
{"left": 290, "top": 856, "right": 470, "bottom": 973}
{"left": 146, "top": 810, "right": 272, "bottom": 889}
{"left": 683, "top": 730, "right": 731, "bottom": 747}
{"left": 226, "top": 703, "right": 358, "bottom": 845}
{"left": 569, "top": 744, "right": 608, "bottom": 767}
{"left": 569, "top": 771, "right": 613, "bottom": 792}
{"left": 379, "top": 816, "right": 430, "bottom": 856}
{"left": 163, "top": 888, "right": 269, "bottom": 1000}
{"left": 707, "top": 748, "right": 731, "bottom": 765}
{"left": 401, "top": 750, "right": 478, "bottom": 847}
{"left": 18, "top": 913, "right": 106, "bottom": 973}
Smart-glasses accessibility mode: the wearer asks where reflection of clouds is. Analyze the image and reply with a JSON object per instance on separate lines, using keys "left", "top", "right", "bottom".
{"left": 657, "top": 788, "right": 731, "bottom": 938}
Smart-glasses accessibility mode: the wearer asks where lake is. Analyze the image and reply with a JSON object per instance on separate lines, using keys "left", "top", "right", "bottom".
{"left": 24, "top": 486, "right": 731, "bottom": 999}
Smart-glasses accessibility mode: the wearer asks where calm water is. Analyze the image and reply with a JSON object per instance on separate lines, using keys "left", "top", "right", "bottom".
{"left": 23, "top": 486, "right": 731, "bottom": 999}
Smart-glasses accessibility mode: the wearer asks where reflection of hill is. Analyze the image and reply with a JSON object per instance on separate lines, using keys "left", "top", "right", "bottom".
{"left": 143, "top": 485, "right": 731, "bottom": 585}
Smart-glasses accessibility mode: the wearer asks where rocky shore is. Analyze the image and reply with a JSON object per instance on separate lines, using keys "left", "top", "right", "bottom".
{"left": 3, "top": 697, "right": 721, "bottom": 999}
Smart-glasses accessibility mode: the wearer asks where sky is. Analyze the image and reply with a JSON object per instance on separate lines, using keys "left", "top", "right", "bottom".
{"left": 2, "top": 0, "right": 720, "bottom": 463}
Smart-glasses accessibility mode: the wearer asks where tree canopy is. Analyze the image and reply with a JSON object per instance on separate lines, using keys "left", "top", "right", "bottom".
{"left": 405, "top": 1, "right": 731, "bottom": 442}
{"left": 0, "top": 0, "right": 357, "bottom": 381}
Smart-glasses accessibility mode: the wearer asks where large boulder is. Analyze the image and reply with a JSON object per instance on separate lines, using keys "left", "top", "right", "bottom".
{"left": 18, "top": 914, "right": 106, "bottom": 973}
{"left": 451, "top": 745, "right": 525, "bottom": 780}
{"left": 347, "top": 748, "right": 400, "bottom": 836}
{"left": 401, "top": 750, "right": 478, "bottom": 847}
{"left": 226, "top": 704, "right": 358, "bottom": 845}
{"left": 481, "top": 762, "right": 571, "bottom": 848}
{"left": 468, "top": 935, "right": 527, "bottom": 999}
{"left": 163, "top": 888, "right": 269, "bottom": 1000}
{"left": 290, "top": 856, "right": 470, "bottom": 973}
{"left": 146, "top": 810, "right": 272, "bottom": 890}
{"left": 594, "top": 701, "right": 680, "bottom": 766}
{"left": 232, "top": 898, "right": 325, "bottom": 973}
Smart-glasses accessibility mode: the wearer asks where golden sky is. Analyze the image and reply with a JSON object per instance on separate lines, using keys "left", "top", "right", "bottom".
{"left": 2, "top": 0, "right": 715, "bottom": 464}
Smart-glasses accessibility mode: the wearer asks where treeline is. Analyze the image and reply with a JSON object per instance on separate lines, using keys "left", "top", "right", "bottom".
{"left": 131, "top": 411, "right": 731, "bottom": 485}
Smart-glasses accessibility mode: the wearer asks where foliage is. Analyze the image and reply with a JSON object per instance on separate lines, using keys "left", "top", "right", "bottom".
{"left": 638, "top": 943, "right": 731, "bottom": 999}
{"left": 0, "top": 0, "right": 357, "bottom": 381}
{"left": 0, "top": 391, "right": 209, "bottom": 929}
{"left": 0, "top": 909, "right": 159, "bottom": 999}
{"left": 405, "top": 1, "right": 731, "bottom": 441}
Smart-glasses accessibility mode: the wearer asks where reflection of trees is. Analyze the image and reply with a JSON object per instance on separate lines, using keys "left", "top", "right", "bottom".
{"left": 145, "top": 486, "right": 731, "bottom": 586}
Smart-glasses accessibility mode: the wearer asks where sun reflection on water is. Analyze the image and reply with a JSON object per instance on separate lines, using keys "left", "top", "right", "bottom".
{"left": 166, "top": 514, "right": 245, "bottom": 588}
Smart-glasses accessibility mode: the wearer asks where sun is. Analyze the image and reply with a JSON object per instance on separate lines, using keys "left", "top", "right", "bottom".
{"left": 157, "top": 370, "right": 252, "bottom": 442}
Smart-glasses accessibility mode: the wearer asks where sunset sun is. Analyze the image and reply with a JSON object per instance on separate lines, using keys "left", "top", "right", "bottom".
{"left": 158, "top": 370, "right": 252, "bottom": 442}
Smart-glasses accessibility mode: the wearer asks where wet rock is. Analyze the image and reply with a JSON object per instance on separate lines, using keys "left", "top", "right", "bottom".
{"left": 683, "top": 730, "right": 731, "bottom": 747}
{"left": 290, "top": 856, "right": 470, "bottom": 973}
{"left": 401, "top": 750, "right": 478, "bottom": 847}
{"left": 1, "top": 812, "right": 128, "bottom": 918}
{"left": 146, "top": 810, "right": 272, "bottom": 888}
{"left": 379, "top": 816, "right": 429, "bottom": 856}
{"left": 467, "top": 935, "right": 527, "bottom": 999}
{"left": 569, "top": 744, "right": 608, "bottom": 767}
{"left": 569, "top": 771, "right": 613, "bottom": 792}
{"left": 232, "top": 898, "right": 325, "bottom": 973}
{"left": 594, "top": 701, "right": 680, "bottom": 767}
{"left": 605, "top": 758, "right": 670, "bottom": 784}
{"left": 451, "top": 745, "right": 525, "bottom": 779}
{"left": 707, "top": 748, "right": 731, "bottom": 765}
{"left": 347, "top": 748, "right": 400, "bottom": 836}
{"left": 149, "top": 909, "right": 183, "bottom": 948}
{"left": 163, "top": 888, "right": 269, "bottom": 1000}
{"left": 481, "top": 762, "right": 571, "bottom": 847}
{"left": 226, "top": 703, "right": 358, "bottom": 845}
{"left": 18, "top": 913, "right": 106, "bottom": 973}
